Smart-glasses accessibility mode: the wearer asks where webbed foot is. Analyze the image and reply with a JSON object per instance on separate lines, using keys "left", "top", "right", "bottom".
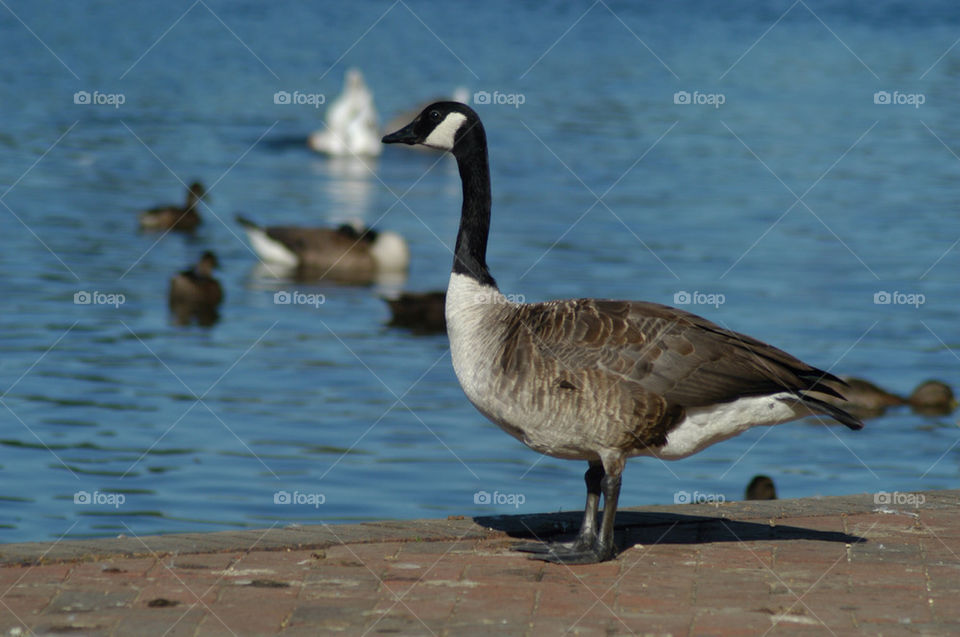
{"left": 514, "top": 540, "right": 615, "bottom": 564}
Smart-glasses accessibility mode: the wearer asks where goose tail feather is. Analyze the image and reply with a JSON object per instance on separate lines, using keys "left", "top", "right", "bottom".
{"left": 799, "top": 394, "right": 864, "bottom": 430}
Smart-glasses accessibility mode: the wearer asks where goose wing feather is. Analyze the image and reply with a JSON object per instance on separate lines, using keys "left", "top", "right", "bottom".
{"left": 506, "top": 299, "right": 848, "bottom": 409}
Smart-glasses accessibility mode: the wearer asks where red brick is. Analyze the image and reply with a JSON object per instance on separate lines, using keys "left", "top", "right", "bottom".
{"left": 196, "top": 601, "right": 296, "bottom": 636}
{"left": 0, "top": 491, "right": 954, "bottom": 634}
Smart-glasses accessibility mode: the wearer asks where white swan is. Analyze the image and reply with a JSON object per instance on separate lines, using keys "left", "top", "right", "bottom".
{"left": 308, "top": 69, "right": 381, "bottom": 157}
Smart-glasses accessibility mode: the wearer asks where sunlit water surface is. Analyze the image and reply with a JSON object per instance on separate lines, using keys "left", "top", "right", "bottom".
{"left": 0, "top": 1, "right": 958, "bottom": 541}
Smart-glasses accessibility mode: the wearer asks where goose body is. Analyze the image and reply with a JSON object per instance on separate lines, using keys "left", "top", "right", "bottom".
{"left": 308, "top": 69, "right": 381, "bottom": 157}
{"left": 236, "top": 214, "right": 409, "bottom": 283}
{"left": 169, "top": 251, "right": 223, "bottom": 326}
{"left": 383, "top": 102, "right": 862, "bottom": 564}
{"left": 140, "top": 182, "right": 205, "bottom": 232}
{"left": 446, "top": 274, "right": 857, "bottom": 462}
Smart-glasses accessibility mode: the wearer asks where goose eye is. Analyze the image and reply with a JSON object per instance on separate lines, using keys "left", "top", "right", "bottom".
{"left": 429, "top": 110, "right": 440, "bottom": 120}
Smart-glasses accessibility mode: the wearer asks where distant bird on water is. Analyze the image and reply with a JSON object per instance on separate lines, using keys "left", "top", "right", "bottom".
{"left": 745, "top": 475, "right": 777, "bottom": 500}
{"left": 822, "top": 377, "right": 956, "bottom": 419}
{"left": 308, "top": 68, "right": 381, "bottom": 157}
{"left": 139, "top": 182, "right": 206, "bottom": 232}
{"left": 169, "top": 251, "right": 222, "bottom": 326}
{"left": 383, "top": 291, "right": 446, "bottom": 334}
{"left": 236, "top": 214, "right": 409, "bottom": 284}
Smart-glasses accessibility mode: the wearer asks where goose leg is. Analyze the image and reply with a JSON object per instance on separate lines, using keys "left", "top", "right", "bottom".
{"left": 514, "top": 461, "right": 603, "bottom": 555}
{"left": 518, "top": 459, "right": 620, "bottom": 564}
{"left": 592, "top": 470, "right": 621, "bottom": 562}
{"left": 573, "top": 461, "right": 604, "bottom": 550}
{"left": 532, "top": 451, "right": 626, "bottom": 564}
{"left": 532, "top": 468, "right": 620, "bottom": 564}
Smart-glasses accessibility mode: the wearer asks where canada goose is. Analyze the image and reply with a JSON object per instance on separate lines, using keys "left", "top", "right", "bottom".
{"left": 382, "top": 102, "right": 863, "bottom": 564}
{"left": 235, "top": 214, "right": 409, "bottom": 284}
{"left": 821, "top": 377, "right": 957, "bottom": 419}
{"left": 308, "top": 68, "right": 381, "bottom": 157}
{"left": 745, "top": 475, "right": 777, "bottom": 500}
{"left": 139, "top": 182, "right": 205, "bottom": 232}
{"left": 169, "top": 251, "right": 223, "bottom": 326}
{"left": 383, "top": 291, "right": 446, "bottom": 333}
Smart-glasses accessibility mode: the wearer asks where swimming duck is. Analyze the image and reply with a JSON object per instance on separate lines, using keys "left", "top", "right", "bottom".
{"left": 169, "top": 251, "right": 223, "bottom": 326}
{"left": 822, "top": 377, "right": 956, "bottom": 419}
{"left": 907, "top": 380, "right": 957, "bottom": 416}
{"left": 383, "top": 291, "right": 446, "bottom": 334}
{"left": 140, "top": 182, "right": 206, "bottom": 232}
{"left": 745, "top": 475, "right": 778, "bottom": 500}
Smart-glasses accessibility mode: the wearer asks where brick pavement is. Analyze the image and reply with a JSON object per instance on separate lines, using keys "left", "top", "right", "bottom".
{"left": 0, "top": 491, "right": 957, "bottom": 636}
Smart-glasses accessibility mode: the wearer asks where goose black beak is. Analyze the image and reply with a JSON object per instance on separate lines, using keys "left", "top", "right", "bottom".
{"left": 382, "top": 122, "right": 419, "bottom": 145}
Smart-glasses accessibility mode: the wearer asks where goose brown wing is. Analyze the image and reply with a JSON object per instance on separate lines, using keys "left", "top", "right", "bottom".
{"left": 509, "top": 298, "right": 847, "bottom": 408}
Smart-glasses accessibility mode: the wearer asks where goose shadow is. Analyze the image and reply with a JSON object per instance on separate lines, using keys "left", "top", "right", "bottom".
{"left": 475, "top": 509, "right": 864, "bottom": 556}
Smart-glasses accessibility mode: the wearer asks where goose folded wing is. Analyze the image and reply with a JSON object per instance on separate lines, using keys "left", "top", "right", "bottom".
{"left": 510, "top": 299, "right": 846, "bottom": 408}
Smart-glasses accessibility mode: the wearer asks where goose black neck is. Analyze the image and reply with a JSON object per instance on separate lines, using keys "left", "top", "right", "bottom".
{"left": 451, "top": 122, "right": 496, "bottom": 288}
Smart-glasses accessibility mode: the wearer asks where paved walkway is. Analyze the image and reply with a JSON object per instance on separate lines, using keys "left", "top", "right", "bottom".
{"left": 0, "top": 490, "right": 957, "bottom": 636}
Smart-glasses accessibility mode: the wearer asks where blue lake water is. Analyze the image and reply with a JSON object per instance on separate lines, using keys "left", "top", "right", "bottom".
{"left": 0, "top": 1, "right": 958, "bottom": 542}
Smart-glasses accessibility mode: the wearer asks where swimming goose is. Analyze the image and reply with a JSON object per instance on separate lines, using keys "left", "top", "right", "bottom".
{"left": 308, "top": 68, "right": 381, "bottom": 157}
{"left": 169, "top": 251, "right": 223, "bottom": 326}
{"left": 236, "top": 214, "right": 409, "bottom": 284}
{"left": 139, "top": 182, "right": 205, "bottom": 232}
{"left": 382, "top": 102, "right": 863, "bottom": 564}
{"left": 383, "top": 291, "right": 446, "bottom": 333}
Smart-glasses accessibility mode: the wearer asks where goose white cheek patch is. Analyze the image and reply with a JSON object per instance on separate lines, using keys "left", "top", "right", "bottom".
{"left": 423, "top": 112, "right": 467, "bottom": 150}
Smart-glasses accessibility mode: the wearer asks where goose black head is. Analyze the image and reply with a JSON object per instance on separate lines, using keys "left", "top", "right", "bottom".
{"left": 382, "top": 101, "right": 479, "bottom": 153}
